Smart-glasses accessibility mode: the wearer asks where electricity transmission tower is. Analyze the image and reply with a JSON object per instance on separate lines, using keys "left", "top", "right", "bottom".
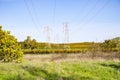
{"left": 44, "top": 26, "right": 51, "bottom": 49}
{"left": 63, "top": 23, "right": 70, "bottom": 49}
{"left": 54, "top": 33, "right": 60, "bottom": 49}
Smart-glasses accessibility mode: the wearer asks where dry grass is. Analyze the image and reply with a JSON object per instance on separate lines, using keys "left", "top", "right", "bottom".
{"left": 24, "top": 52, "right": 120, "bottom": 63}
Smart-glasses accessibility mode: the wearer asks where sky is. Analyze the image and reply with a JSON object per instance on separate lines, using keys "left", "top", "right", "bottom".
{"left": 0, "top": 0, "right": 120, "bottom": 43}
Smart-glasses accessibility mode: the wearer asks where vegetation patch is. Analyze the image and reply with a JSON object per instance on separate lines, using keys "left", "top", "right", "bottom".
{"left": 0, "top": 61, "right": 120, "bottom": 80}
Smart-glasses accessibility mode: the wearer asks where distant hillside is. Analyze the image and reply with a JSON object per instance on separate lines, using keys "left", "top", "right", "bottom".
{"left": 36, "top": 42, "right": 96, "bottom": 50}
{"left": 111, "top": 37, "right": 120, "bottom": 49}
{"left": 111, "top": 37, "right": 120, "bottom": 42}
{"left": 19, "top": 41, "right": 100, "bottom": 50}
{"left": 19, "top": 37, "right": 120, "bottom": 54}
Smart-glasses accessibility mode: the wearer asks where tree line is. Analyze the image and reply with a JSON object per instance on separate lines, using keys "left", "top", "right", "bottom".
{"left": 20, "top": 36, "right": 120, "bottom": 53}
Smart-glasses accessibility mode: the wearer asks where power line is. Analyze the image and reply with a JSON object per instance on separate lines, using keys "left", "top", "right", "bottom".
{"left": 86, "top": 0, "right": 111, "bottom": 24}
{"left": 80, "top": 0, "right": 100, "bottom": 22}
{"left": 69, "top": 0, "right": 100, "bottom": 34}
{"left": 71, "top": 0, "right": 111, "bottom": 34}
{"left": 69, "top": 0, "right": 90, "bottom": 23}
{"left": 30, "top": 0, "right": 41, "bottom": 28}
{"left": 52, "top": 0, "right": 57, "bottom": 27}
{"left": 24, "top": 0, "right": 40, "bottom": 33}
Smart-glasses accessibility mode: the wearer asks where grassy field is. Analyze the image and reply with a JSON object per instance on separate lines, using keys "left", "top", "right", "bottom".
{"left": 21, "top": 42, "right": 95, "bottom": 54}
{"left": 20, "top": 42, "right": 93, "bottom": 50}
{"left": 0, "top": 54, "right": 120, "bottom": 80}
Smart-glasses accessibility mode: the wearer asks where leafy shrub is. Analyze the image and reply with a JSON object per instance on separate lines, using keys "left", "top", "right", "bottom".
{"left": 100, "top": 40, "right": 117, "bottom": 52}
{"left": 0, "top": 26, "right": 23, "bottom": 62}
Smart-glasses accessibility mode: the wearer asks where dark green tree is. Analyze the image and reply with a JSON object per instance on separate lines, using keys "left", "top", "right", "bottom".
{"left": 111, "top": 37, "right": 120, "bottom": 50}
{"left": 24, "top": 36, "right": 32, "bottom": 49}
{"left": 100, "top": 40, "right": 117, "bottom": 52}
{"left": 31, "top": 39, "right": 38, "bottom": 49}
{"left": 0, "top": 26, "right": 23, "bottom": 62}
{"left": 23, "top": 36, "right": 38, "bottom": 49}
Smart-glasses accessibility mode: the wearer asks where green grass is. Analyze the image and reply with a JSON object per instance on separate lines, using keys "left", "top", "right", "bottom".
{"left": 0, "top": 60, "right": 120, "bottom": 80}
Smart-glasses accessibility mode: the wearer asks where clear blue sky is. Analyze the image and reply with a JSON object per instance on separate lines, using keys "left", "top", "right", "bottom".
{"left": 0, "top": 0, "right": 120, "bottom": 43}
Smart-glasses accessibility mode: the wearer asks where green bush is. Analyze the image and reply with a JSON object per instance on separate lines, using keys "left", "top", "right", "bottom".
{"left": 100, "top": 40, "right": 117, "bottom": 52}
{"left": 0, "top": 26, "right": 23, "bottom": 62}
